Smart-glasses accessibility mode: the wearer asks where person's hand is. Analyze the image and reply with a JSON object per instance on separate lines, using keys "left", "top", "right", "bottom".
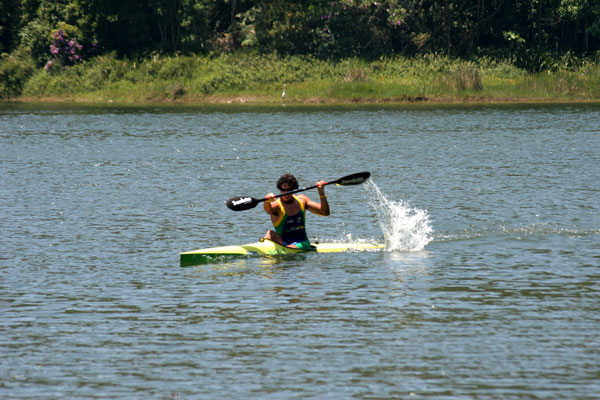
{"left": 316, "top": 180, "right": 327, "bottom": 198}
{"left": 265, "top": 193, "right": 276, "bottom": 201}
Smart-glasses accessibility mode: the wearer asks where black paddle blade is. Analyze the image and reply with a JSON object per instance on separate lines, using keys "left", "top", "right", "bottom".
{"left": 335, "top": 171, "right": 370, "bottom": 186}
{"left": 225, "top": 196, "right": 260, "bottom": 211}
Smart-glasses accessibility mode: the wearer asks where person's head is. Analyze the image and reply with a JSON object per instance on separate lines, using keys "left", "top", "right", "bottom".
{"left": 276, "top": 173, "right": 299, "bottom": 192}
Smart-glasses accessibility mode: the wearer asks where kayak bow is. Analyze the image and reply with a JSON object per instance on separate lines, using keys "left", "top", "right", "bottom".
{"left": 180, "top": 239, "right": 384, "bottom": 266}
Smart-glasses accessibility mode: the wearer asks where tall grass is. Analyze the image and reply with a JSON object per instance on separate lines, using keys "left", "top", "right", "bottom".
{"left": 16, "top": 52, "right": 600, "bottom": 103}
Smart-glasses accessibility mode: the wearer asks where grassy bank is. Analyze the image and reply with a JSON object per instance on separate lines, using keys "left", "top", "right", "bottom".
{"left": 6, "top": 53, "right": 600, "bottom": 104}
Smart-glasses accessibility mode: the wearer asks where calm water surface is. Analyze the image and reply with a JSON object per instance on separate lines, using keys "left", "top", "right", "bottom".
{"left": 1, "top": 102, "right": 599, "bottom": 399}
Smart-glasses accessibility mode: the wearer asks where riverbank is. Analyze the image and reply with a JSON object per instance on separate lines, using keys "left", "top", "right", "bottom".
{"left": 10, "top": 95, "right": 600, "bottom": 107}
{"left": 4, "top": 53, "right": 600, "bottom": 105}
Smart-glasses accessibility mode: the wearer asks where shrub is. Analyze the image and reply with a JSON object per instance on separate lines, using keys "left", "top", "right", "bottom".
{"left": 0, "top": 51, "right": 35, "bottom": 97}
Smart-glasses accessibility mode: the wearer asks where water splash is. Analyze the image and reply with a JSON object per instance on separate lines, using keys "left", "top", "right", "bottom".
{"left": 365, "top": 180, "right": 433, "bottom": 251}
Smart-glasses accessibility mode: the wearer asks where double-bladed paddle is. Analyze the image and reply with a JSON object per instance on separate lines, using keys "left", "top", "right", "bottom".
{"left": 225, "top": 171, "right": 371, "bottom": 211}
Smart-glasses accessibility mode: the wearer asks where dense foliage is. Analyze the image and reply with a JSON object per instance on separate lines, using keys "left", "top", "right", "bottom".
{"left": 1, "top": 0, "right": 600, "bottom": 98}
{"left": 2, "top": 0, "right": 599, "bottom": 64}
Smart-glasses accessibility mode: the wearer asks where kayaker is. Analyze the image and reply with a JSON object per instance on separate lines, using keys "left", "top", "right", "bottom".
{"left": 263, "top": 173, "right": 330, "bottom": 249}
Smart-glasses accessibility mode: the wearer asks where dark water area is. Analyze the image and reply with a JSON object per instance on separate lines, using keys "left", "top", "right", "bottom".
{"left": 1, "top": 102, "right": 599, "bottom": 399}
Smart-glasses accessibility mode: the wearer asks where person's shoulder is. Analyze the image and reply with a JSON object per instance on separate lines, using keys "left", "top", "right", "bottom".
{"left": 295, "top": 194, "right": 310, "bottom": 202}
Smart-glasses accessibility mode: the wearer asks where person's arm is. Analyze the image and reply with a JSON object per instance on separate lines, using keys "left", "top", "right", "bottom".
{"left": 264, "top": 193, "right": 278, "bottom": 216}
{"left": 303, "top": 180, "right": 330, "bottom": 216}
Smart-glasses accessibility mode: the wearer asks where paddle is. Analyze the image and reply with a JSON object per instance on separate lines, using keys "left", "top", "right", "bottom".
{"left": 225, "top": 171, "right": 371, "bottom": 211}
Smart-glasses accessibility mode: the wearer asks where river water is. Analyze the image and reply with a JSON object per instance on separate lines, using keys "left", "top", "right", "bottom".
{"left": 1, "top": 102, "right": 599, "bottom": 399}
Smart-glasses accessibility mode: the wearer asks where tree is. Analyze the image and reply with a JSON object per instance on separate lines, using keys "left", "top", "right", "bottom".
{"left": 0, "top": 0, "right": 23, "bottom": 53}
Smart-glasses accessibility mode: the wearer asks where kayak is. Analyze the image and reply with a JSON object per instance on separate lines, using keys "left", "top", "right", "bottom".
{"left": 180, "top": 239, "right": 384, "bottom": 266}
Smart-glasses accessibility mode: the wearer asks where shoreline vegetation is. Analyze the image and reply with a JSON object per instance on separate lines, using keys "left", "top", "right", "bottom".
{"left": 3, "top": 0, "right": 600, "bottom": 106}
{"left": 3, "top": 53, "right": 600, "bottom": 105}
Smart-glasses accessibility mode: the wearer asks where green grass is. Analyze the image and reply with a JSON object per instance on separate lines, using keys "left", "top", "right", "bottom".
{"left": 12, "top": 52, "right": 600, "bottom": 104}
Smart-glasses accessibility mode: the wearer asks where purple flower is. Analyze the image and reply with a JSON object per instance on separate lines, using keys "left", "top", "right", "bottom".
{"left": 47, "top": 29, "right": 96, "bottom": 68}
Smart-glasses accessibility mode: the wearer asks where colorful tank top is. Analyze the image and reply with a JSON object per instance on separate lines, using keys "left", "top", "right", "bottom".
{"left": 273, "top": 195, "right": 310, "bottom": 248}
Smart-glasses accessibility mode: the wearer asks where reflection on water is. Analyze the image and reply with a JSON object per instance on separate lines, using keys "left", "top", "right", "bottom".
{"left": 384, "top": 249, "right": 433, "bottom": 268}
{"left": 188, "top": 254, "right": 313, "bottom": 278}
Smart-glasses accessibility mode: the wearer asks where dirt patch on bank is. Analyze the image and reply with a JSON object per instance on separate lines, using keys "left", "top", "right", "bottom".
{"left": 4, "top": 94, "right": 600, "bottom": 106}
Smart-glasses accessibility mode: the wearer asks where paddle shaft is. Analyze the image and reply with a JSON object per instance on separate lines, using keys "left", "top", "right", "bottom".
{"left": 225, "top": 171, "right": 370, "bottom": 211}
{"left": 264, "top": 181, "right": 327, "bottom": 203}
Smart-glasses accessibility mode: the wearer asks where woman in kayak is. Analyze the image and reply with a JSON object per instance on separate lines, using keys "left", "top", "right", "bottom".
{"left": 263, "top": 173, "right": 330, "bottom": 249}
